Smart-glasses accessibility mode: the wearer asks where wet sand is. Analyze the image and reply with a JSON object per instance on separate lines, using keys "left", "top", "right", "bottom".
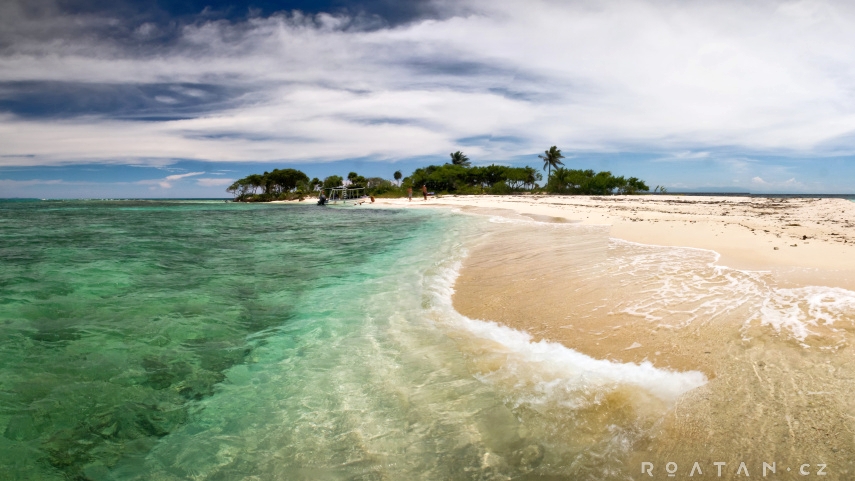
{"left": 372, "top": 194, "right": 855, "bottom": 478}
{"left": 337, "top": 193, "right": 855, "bottom": 372}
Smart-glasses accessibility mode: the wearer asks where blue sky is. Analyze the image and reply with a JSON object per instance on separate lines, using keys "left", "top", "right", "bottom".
{"left": 2, "top": 0, "right": 855, "bottom": 198}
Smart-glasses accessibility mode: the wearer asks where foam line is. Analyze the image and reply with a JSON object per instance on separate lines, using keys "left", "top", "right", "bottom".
{"left": 428, "top": 255, "right": 708, "bottom": 405}
{"left": 455, "top": 316, "right": 708, "bottom": 403}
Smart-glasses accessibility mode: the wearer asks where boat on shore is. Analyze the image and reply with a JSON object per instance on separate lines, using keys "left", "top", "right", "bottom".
{"left": 319, "top": 186, "right": 366, "bottom": 205}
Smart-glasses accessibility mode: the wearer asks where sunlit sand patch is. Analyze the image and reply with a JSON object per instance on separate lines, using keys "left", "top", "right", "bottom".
{"left": 452, "top": 213, "right": 855, "bottom": 478}
{"left": 422, "top": 253, "right": 710, "bottom": 478}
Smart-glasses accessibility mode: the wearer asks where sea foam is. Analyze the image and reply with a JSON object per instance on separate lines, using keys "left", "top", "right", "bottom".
{"left": 426, "top": 254, "right": 708, "bottom": 407}
{"left": 610, "top": 238, "right": 855, "bottom": 346}
{"left": 758, "top": 286, "right": 855, "bottom": 342}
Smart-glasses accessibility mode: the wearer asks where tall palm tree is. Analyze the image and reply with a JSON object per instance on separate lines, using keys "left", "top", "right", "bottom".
{"left": 449, "top": 151, "right": 471, "bottom": 167}
{"left": 538, "top": 146, "right": 564, "bottom": 191}
{"left": 393, "top": 170, "right": 402, "bottom": 186}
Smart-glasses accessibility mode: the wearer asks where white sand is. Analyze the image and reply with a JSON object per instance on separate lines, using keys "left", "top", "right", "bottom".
{"left": 370, "top": 194, "right": 855, "bottom": 290}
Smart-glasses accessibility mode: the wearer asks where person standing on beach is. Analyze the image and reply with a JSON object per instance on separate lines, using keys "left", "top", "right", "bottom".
{"left": 407, "top": 187, "right": 413, "bottom": 202}
{"left": 422, "top": 185, "right": 428, "bottom": 201}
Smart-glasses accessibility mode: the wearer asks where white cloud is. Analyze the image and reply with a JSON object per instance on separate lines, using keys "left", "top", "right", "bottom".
{"left": 653, "top": 151, "right": 712, "bottom": 162}
{"left": 164, "top": 172, "right": 205, "bottom": 181}
{"left": 137, "top": 171, "right": 205, "bottom": 189}
{"left": 750, "top": 174, "right": 806, "bottom": 190}
{"left": 0, "top": 178, "right": 65, "bottom": 187}
{"left": 196, "top": 177, "right": 234, "bottom": 186}
{"left": 3, "top": 1, "right": 855, "bottom": 166}
{"left": 135, "top": 22, "right": 157, "bottom": 39}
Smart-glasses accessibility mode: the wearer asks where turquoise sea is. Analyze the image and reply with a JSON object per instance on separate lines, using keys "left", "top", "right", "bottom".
{"left": 0, "top": 200, "right": 500, "bottom": 479}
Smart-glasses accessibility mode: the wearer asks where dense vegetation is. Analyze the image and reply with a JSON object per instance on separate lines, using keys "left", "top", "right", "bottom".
{"left": 408, "top": 164, "right": 541, "bottom": 194}
{"left": 227, "top": 169, "right": 311, "bottom": 201}
{"left": 226, "top": 147, "right": 652, "bottom": 201}
{"left": 548, "top": 168, "right": 649, "bottom": 195}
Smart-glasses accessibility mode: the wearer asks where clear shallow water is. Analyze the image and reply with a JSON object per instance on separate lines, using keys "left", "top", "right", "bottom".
{"left": 0, "top": 200, "right": 473, "bottom": 479}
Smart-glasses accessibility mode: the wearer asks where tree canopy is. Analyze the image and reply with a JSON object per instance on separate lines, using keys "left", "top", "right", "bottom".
{"left": 409, "top": 163, "right": 541, "bottom": 194}
{"left": 322, "top": 175, "right": 343, "bottom": 190}
{"left": 228, "top": 168, "right": 309, "bottom": 201}
{"left": 547, "top": 168, "right": 649, "bottom": 195}
{"left": 225, "top": 154, "right": 651, "bottom": 202}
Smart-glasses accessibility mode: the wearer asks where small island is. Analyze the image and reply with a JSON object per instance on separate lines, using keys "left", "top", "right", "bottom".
{"left": 226, "top": 147, "right": 655, "bottom": 202}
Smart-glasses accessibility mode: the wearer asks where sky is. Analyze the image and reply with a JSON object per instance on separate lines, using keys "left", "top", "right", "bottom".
{"left": 2, "top": 0, "right": 855, "bottom": 198}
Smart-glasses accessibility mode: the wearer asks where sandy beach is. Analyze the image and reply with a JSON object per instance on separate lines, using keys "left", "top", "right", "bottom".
{"left": 368, "top": 194, "right": 855, "bottom": 366}
{"left": 375, "top": 194, "right": 855, "bottom": 288}
{"left": 331, "top": 194, "right": 855, "bottom": 364}
{"left": 376, "top": 195, "right": 855, "bottom": 356}
{"left": 355, "top": 194, "right": 855, "bottom": 477}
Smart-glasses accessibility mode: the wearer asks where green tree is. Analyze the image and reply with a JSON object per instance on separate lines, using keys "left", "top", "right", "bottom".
{"left": 548, "top": 167, "right": 572, "bottom": 193}
{"left": 523, "top": 166, "right": 542, "bottom": 189}
{"left": 247, "top": 174, "right": 264, "bottom": 194}
{"left": 226, "top": 180, "right": 247, "bottom": 200}
{"left": 323, "top": 175, "right": 343, "bottom": 190}
{"left": 481, "top": 165, "right": 506, "bottom": 187}
{"left": 449, "top": 151, "right": 471, "bottom": 167}
{"left": 590, "top": 171, "right": 621, "bottom": 195}
{"left": 619, "top": 177, "right": 649, "bottom": 195}
{"left": 366, "top": 177, "right": 393, "bottom": 195}
{"left": 466, "top": 166, "right": 486, "bottom": 192}
{"left": 345, "top": 172, "right": 367, "bottom": 188}
{"left": 538, "top": 146, "right": 565, "bottom": 191}
{"left": 227, "top": 169, "right": 310, "bottom": 201}
{"left": 266, "top": 168, "right": 309, "bottom": 194}
{"left": 261, "top": 171, "right": 274, "bottom": 195}
{"left": 393, "top": 170, "right": 402, "bottom": 186}
{"left": 547, "top": 168, "right": 648, "bottom": 195}
{"left": 411, "top": 164, "right": 469, "bottom": 192}
{"left": 464, "top": 165, "right": 507, "bottom": 192}
{"left": 504, "top": 167, "right": 529, "bottom": 190}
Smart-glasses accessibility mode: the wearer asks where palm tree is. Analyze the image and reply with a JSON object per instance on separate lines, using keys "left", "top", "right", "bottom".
{"left": 538, "top": 146, "right": 564, "bottom": 191}
{"left": 449, "top": 151, "right": 471, "bottom": 167}
{"left": 394, "top": 170, "right": 402, "bottom": 186}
